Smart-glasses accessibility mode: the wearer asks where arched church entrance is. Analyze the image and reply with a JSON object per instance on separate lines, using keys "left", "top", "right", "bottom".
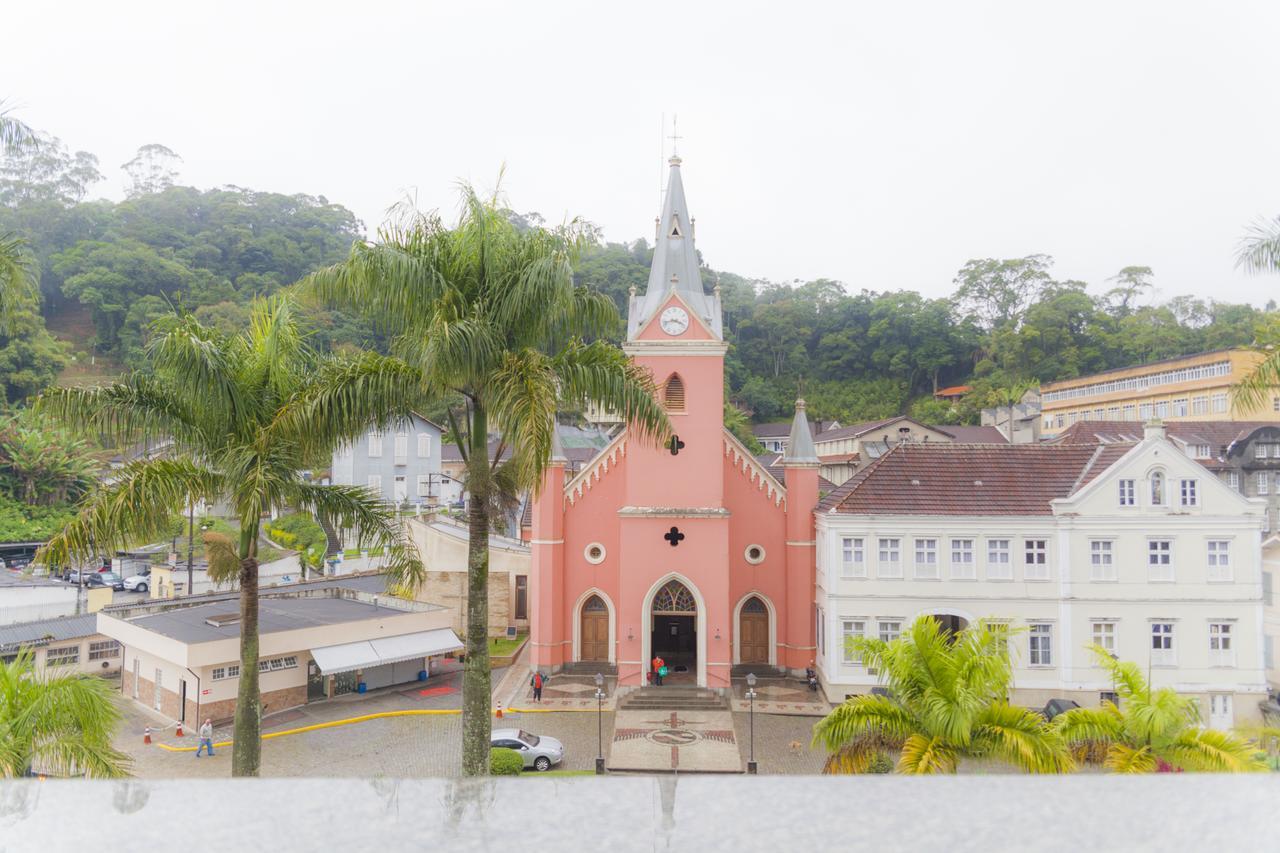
{"left": 580, "top": 594, "right": 610, "bottom": 662}
{"left": 651, "top": 579, "right": 697, "bottom": 683}
{"left": 738, "top": 596, "right": 770, "bottom": 664}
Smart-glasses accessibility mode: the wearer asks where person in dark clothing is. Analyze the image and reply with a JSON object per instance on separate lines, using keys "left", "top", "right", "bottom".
{"left": 530, "top": 670, "right": 545, "bottom": 701}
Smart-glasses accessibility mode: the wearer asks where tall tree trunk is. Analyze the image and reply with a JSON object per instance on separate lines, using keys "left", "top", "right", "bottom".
{"left": 232, "top": 525, "right": 261, "bottom": 777}
{"left": 461, "top": 405, "right": 492, "bottom": 777}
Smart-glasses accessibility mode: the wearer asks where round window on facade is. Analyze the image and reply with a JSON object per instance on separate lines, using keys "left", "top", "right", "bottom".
{"left": 584, "top": 542, "right": 606, "bottom": 565}
{"left": 744, "top": 544, "right": 766, "bottom": 565}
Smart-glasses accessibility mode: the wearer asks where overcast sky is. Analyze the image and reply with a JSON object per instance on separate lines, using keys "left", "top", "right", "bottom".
{"left": 8, "top": 1, "right": 1280, "bottom": 306}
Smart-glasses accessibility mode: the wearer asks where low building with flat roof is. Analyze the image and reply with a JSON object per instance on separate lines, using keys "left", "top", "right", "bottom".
{"left": 97, "top": 585, "right": 460, "bottom": 725}
{"left": 0, "top": 612, "right": 121, "bottom": 677}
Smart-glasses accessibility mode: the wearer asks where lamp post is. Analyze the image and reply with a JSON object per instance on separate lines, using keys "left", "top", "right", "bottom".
{"left": 594, "top": 672, "right": 606, "bottom": 775}
{"left": 745, "top": 672, "right": 758, "bottom": 774}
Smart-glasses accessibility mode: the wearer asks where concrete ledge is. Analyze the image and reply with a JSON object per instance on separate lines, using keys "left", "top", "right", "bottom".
{"left": 2, "top": 776, "right": 1275, "bottom": 852}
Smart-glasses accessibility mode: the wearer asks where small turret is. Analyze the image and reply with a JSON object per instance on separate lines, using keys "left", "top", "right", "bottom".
{"left": 783, "top": 399, "right": 820, "bottom": 465}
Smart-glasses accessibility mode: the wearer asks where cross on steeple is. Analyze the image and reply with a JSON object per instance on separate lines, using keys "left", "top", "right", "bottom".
{"left": 664, "top": 526, "right": 685, "bottom": 547}
{"left": 668, "top": 114, "right": 683, "bottom": 156}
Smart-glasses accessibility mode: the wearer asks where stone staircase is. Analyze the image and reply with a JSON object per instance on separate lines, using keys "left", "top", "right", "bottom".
{"left": 618, "top": 686, "right": 728, "bottom": 712}
{"left": 557, "top": 662, "right": 617, "bottom": 677}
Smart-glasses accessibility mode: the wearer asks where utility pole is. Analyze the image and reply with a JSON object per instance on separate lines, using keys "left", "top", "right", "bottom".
{"left": 186, "top": 502, "right": 195, "bottom": 596}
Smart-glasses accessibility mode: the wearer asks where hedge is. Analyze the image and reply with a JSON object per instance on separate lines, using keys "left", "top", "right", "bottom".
{"left": 489, "top": 748, "right": 523, "bottom": 776}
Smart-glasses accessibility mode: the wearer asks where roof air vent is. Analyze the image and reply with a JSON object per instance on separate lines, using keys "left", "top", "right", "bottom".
{"left": 910, "top": 478, "right": 921, "bottom": 486}
{"left": 204, "top": 613, "right": 240, "bottom": 628}
{"left": 974, "top": 479, "right": 983, "bottom": 487}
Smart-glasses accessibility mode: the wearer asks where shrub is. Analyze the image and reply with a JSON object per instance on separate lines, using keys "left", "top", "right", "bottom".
{"left": 490, "top": 748, "right": 523, "bottom": 776}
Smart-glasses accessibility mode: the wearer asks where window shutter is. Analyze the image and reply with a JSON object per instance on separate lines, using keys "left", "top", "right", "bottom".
{"left": 664, "top": 375, "right": 685, "bottom": 412}
{"left": 418, "top": 433, "right": 431, "bottom": 457}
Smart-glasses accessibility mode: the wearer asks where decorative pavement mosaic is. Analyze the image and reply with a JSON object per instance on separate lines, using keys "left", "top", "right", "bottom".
{"left": 607, "top": 709, "right": 741, "bottom": 772}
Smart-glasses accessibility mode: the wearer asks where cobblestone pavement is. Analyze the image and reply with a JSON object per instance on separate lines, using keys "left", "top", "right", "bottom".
{"left": 733, "top": 712, "right": 828, "bottom": 775}
{"left": 730, "top": 676, "right": 830, "bottom": 716}
{"left": 115, "top": 680, "right": 830, "bottom": 778}
{"left": 513, "top": 674, "right": 619, "bottom": 711}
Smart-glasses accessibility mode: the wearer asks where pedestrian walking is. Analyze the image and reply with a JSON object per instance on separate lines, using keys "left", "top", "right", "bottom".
{"left": 530, "top": 670, "right": 544, "bottom": 702}
{"left": 195, "top": 719, "right": 214, "bottom": 757}
{"left": 651, "top": 655, "right": 665, "bottom": 686}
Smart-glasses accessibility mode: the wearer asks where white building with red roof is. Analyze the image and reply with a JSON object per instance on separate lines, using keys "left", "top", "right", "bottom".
{"left": 814, "top": 422, "right": 1268, "bottom": 727}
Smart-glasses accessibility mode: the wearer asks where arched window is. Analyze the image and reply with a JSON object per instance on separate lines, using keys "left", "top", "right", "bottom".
{"left": 663, "top": 375, "right": 686, "bottom": 413}
{"left": 1150, "top": 471, "right": 1165, "bottom": 505}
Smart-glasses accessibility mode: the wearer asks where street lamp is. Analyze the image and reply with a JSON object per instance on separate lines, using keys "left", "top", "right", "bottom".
{"left": 745, "top": 672, "right": 758, "bottom": 774}
{"left": 594, "top": 671, "right": 606, "bottom": 775}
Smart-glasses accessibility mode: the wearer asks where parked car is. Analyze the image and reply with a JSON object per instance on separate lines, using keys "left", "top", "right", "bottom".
{"left": 490, "top": 728, "right": 564, "bottom": 771}
{"left": 85, "top": 571, "right": 125, "bottom": 591}
{"left": 123, "top": 567, "right": 151, "bottom": 593}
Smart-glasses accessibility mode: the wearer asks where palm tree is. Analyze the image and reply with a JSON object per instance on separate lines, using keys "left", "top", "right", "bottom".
{"left": 302, "top": 186, "right": 670, "bottom": 776}
{"left": 1053, "top": 646, "right": 1266, "bottom": 772}
{"left": 990, "top": 380, "right": 1035, "bottom": 441}
{"left": 1231, "top": 216, "right": 1280, "bottom": 413}
{"left": 812, "top": 616, "right": 1073, "bottom": 774}
{"left": 36, "top": 296, "right": 424, "bottom": 777}
{"left": 0, "top": 102, "right": 39, "bottom": 327}
{"left": 0, "top": 648, "right": 131, "bottom": 778}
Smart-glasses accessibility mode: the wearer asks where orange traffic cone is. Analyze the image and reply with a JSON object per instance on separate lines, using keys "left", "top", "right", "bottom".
{"left": 175, "top": 722, "right": 184, "bottom": 737}
{"left": 495, "top": 703, "right": 503, "bottom": 718}
{"left": 144, "top": 726, "right": 152, "bottom": 745}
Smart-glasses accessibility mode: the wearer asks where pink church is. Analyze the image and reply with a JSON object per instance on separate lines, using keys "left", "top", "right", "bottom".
{"left": 529, "top": 155, "right": 821, "bottom": 690}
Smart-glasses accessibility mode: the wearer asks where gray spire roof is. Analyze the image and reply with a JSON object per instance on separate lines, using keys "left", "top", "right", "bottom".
{"left": 550, "top": 421, "right": 567, "bottom": 463}
{"left": 783, "top": 399, "right": 820, "bottom": 464}
{"left": 628, "top": 156, "right": 723, "bottom": 339}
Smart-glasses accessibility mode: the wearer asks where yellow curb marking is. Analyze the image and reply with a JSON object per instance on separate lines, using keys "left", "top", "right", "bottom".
{"left": 155, "top": 706, "right": 601, "bottom": 751}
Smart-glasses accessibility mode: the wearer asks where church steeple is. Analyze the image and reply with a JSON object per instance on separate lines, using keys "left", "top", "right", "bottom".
{"left": 627, "top": 156, "right": 723, "bottom": 340}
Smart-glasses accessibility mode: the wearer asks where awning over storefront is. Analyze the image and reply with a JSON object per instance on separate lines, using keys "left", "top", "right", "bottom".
{"left": 310, "top": 628, "right": 464, "bottom": 675}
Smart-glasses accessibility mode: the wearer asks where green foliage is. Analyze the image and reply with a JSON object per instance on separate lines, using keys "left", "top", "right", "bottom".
{"left": 0, "top": 648, "right": 131, "bottom": 778}
{"left": 489, "top": 747, "right": 523, "bottom": 775}
{"left": 1053, "top": 646, "right": 1267, "bottom": 773}
{"left": 723, "top": 401, "right": 763, "bottom": 453}
{"left": 0, "top": 302, "right": 67, "bottom": 402}
{"left": 813, "top": 617, "right": 1073, "bottom": 775}
{"left": 0, "top": 410, "right": 95, "bottom": 505}
{"left": 264, "top": 512, "right": 328, "bottom": 567}
{"left": 0, "top": 495, "right": 74, "bottom": 543}
{"left": 908, "top": 396, "right": 965, "bottom": 425}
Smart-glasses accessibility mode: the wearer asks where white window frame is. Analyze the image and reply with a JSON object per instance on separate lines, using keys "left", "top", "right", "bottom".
{"left": 950, "top": 538, "right": 975, "bottom": 579}
{"left": 878, "top": 620, "right": 902, "bottom": 644}
{"left": 1091, "top": 621, "right": 1117, "bottom": 655}
{"left": 366, "top": 474, "right": 383, "bottom": 496}
{"left": 913, "top": 538, "right": 939, "bottom": 579}
{"left": 367, "top": 430, "right": 383, "bottom": 458}
{"left": 1150, "top": 622, "right": 1175, "bottom": 666}
{"left": 1257, "top": 444, "right": 1269, "bottom": 460}
{"left": 877, "top": 538, "right": 902, "bottom": 578}
{"left": 1149, "top": 471, "right": 1166, "bottom": 506}
{"left": 1024, "top": 539, "right": 1049, "bottom": 580}
{"left": 417, "top": 474, "right": 431, "bottom": 497}
{"left": 417, "top": 432, "right": 432, "bottom": 458}
{"left": 88, "top": 640, "right": 120, "bottom": 661}
{"left": 1028, "top": 623, "right": 1053, "bottom": 667}
{"left": 1089, "top": 540, "right": 1116, "bottom": 581}
{"left": 1208, "top": 622, "right": 1235, "bottom": 667}
{"left": 394, "top": 431, "right": 409, "bottom": 463}
{"left": 1192, "top": 395, "right": 1208, "bottom": 415}
{"left": 1147, "top": 539, "right": 1173, "bottom": 581}
{"left": 1258, "top": 472, "right": 1270, "bottom": 496}
{"left": 1212, "top": 393, "right": 1228, "bottom": 413}
{"left": 1179, "top": 479, "right": 1198, "bottom": 507}
{"left": 1118, "top": 479, "right": 1135, "bottom": 507}
{"left": 841, "top": 619, "right": 866, "bottom": 664}
{"left": 986, "top": 539, "right": 1012, "bottom": 580}
{"left": 45, "top": 645, "right": 80, "bottom": 666}
{"left": 841, "top": 537, "right": 865, "bottom": 578}
{"left": 1227, "top": 471, "right": 1240, "bottom": 491}
{"left": 1207, "top": 540, "right": 1232, "bottom": 582}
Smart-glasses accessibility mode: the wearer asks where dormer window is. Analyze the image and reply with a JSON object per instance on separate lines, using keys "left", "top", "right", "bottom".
{"left": 1150, "top": 471, "right": 1165, "bottom": 505}
{"left": 663, "top": 375, "right": 686, "bottom": 413}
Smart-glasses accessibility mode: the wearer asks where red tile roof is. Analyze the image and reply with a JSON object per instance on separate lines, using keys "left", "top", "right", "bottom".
{"left": 1052, "top": 420, "right": 1278, "bottom": 469}
{"left": 820, "top": 443, "right": 1125, "bottom": 516}
{"left": 935, "top": 385, "right": 972, "bottom": 397}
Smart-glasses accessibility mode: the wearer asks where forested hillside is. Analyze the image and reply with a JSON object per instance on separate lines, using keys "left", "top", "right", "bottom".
{"left": 1, "top": 128, "right": 1273, "bottom": 424}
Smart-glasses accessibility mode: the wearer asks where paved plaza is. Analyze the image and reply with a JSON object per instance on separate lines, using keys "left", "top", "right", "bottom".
{"left": 608, "top": 709, "right": 741, "bottom": 772}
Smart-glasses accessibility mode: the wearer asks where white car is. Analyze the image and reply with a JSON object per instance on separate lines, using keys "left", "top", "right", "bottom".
{"left": 123, "top": 569, "right": 151, "bottom": 593}
{"left": 491, "top": 728, "right": 565, "bottom": 771}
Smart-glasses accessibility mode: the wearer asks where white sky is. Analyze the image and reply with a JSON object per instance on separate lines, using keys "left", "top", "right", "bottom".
{"left": 7, "top": 0, "right": 1280, "bottom": 305}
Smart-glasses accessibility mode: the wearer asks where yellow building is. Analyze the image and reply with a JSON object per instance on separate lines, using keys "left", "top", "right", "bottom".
{"left": 1040, "top": 349, "right": 1276, "bottom": 439}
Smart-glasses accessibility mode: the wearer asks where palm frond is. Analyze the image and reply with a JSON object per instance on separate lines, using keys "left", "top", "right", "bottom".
{"left": 973, "top": 703, "right": 1074, "bottom": 773}
{"left": 287, "top": 482, "right": 424, "bottom": 591}
{"left": 896, "top": 733, "right": 958, "bottom": 774}
{"left": 37, "top": 459, "right": 222, "bottom": 569}
{"left": 811, "top": 694, "right": 916, "bottom": 755}
{"left": 1162, "top": 728, "right": 1268, "bottom": 773}
{"left": 1053, "top": 704, "right": 1125, "bottom": 749}
{"left": 0, "top": 232, "right": 39, "bottom": 331}
{"left": 1104, "top": 743, "right": 1158, "bottom": 774}
{"left": 552, "top": 339, "right": 672, "bottom": 445}
{"left": 1235, "top": 215, "right": 1280, "bottom": 275}
{"left": 1231, "top": 346, "right": 1280, "bottom": 414}
{"left": 204, "top": 531, "right": 242, "bottom": 585}
{"left": 35, "top": 376, "right": 204, "bottom": 452}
